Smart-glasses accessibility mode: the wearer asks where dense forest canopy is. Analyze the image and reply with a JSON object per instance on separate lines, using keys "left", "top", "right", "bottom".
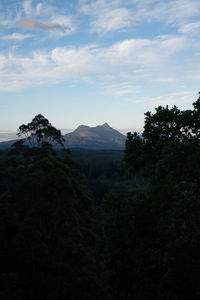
{"left": 0, "top": 94, "right": 200, "bottom": 299}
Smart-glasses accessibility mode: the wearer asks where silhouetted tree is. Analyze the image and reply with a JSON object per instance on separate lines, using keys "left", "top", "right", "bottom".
{"left": 101, "top": 93, "right": 200, "bottom": 299}
{"left": 16, "top": 114, "right": 65, "bottom": 148}
{"left": 0, "top": 116, "right": 101, "bottom": 300}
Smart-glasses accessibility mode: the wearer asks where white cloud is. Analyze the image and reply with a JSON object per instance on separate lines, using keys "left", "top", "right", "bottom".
{"left": 179, "top": 21, "right": 200, "bottom": 34}
{"left": 128, "top": 90, "right": 198, "bottom": 107}
{"left": 132, "top": 0, "right": 200, "bottom": 24}
{"left": 80, "top": 0, "right": 200, "bottom": 33}
{"left": 0, "top": 34, "right": 193, "bottom": 92}
{"left": 36, "top": 3, "right": 43, "bottom": 15}
{"left": 2, "top": 33, "right": 33, "bottom": 40}
{"left": 103, "top": 81, "right": 140, "bottom": 97}
{"left": 80, "top": 0, "right": 140, "bottom": 33}
{"left": 50, "top": 16, "right": 76, "bottom": 35}
{"left": 23, "top": 0, "right": 33, "bottom": 16}
{"left": 90, "top": 7, "right": 140, "bottom": 33}
{"left": 0, "top": 1, "right": 76, "bottom": 40}
{"left": 0, "top": 54, "right": 7, "bottom": 70}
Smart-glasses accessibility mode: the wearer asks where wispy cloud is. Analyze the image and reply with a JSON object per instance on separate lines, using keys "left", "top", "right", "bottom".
{"left": 0, "top": 1, "right": 76, "bottom": 39}
{"left": 179, "top": 21, "right": 200, "bottom": 33}
{"left": 23, "top": 0, "right": 33, "bottom": 16}
{"left": 80, "top": 0, "right": 200, "bottom": 33}
{"left": 0, "top": 34, "right": 194, "bottom": 92}
{"left": 103, "top": 82, "right": 140, "bottom": 97}
{"left": 132, "top": 0, "right": 200, "bottom": 25}
{"left": 128, "top": 90, "right": 198, "bottom": 107}
{"left": 17, "top": 18, "right": 72, "bottom": 33}
{"left": 36, "top": 3, "right": 43, "bottom": 16}
{"left": 90, "top": 8, "right": 140, "bottom": 33}
{"left": 80, "top": 0, "right": 140, "bottom": 33}
{"left": 1, "top": 33, "right": 33, "bottom": 40}
{"left": 0, "top": 54, "right": 7, "bottom": 70}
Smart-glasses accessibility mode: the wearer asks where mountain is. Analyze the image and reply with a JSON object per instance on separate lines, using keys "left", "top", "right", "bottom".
{"left": 63, "top": 123, "right": 126, "bottom": 149}
{"left": 0, "top": 123, "right": 126, "bottom": 150}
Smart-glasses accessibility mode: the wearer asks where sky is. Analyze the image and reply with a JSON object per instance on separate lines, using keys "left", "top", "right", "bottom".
{"left": 0, "top": 0, "right": 200, "bottom": 131}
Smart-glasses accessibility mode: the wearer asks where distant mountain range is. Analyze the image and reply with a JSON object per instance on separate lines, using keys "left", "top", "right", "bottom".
{"left": 0, "top": 123, "right": 126, "bottom": 150}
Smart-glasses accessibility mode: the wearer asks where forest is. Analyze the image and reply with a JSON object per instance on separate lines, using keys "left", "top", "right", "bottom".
{"left": 0, "top": 96, "right": 200, "bottom": 300}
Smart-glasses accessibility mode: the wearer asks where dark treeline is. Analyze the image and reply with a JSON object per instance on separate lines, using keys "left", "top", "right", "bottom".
{"left": 0, "top": 96, "right": 200, "bottom": 299}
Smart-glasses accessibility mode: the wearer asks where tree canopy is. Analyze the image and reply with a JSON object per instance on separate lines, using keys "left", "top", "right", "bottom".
{"left": 109, "top": 93, "right": 200, "bottom": 299}
{"left": 16, "top": 114, "right": 65, "bottom": 148}
{"left": 124, "top": 93, "right": 200, "bottom": 177}
{"left": 1, "top": 96, "right": 200, "bottom": 300}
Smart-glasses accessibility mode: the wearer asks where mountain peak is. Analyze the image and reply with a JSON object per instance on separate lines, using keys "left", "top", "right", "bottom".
{"left": 63, "top": 123, "right": 126, "bottom": 150}
{"left": 102, "top": 122, "right": 110, "bottom": 128}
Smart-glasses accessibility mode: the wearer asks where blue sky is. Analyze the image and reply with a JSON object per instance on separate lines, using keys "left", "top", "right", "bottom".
{"left": 0, "top": 0, "right": 200, "bottom": 131}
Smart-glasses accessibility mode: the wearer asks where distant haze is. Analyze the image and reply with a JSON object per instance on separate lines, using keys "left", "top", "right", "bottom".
{"left": 117, "top": 128, "right": 142, "bottom": 135}
{"left": 0, "top": 127, "right": 142, "bottom": 142}
{"left": 0, "top": 132, "right": 18, "bottom": 142}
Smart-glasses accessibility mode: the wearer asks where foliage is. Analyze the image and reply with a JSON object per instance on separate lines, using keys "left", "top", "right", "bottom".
{"left": 1, "top": 97, "right": 200, "bottom": 300}
{"left": 101, "top": 93, "right": 200, "bottom": 299}
{"left": 16, "top": 114, "right": 65, "bottom": 148}
{"left": 0, "top": 155, "right": 101, "bottom": 300}
{"left": 124, "top": 94, "right": 200, "bottom": 177}
{"left": 0, "top": 116, "right": 102, "bottom": 300}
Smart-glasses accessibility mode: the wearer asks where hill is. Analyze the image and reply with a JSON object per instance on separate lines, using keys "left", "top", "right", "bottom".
{"left": 63, "top": 123, "right": 126, "bottom": 149}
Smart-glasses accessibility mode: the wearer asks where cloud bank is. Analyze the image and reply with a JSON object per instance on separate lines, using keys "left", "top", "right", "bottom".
{"left": 0, "top": 34, "right": 197, "bottom": 92}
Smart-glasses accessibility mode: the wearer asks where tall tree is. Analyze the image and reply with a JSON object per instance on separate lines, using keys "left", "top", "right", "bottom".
{"left": 101, "top": 93, "right": 200, "bottom": 299}
{"left": 16, "top": 114, "right": 65, "bottom": 148}
{"left": 124, "top": 93, "right": 200, "bottom": 177}
{"left": 0, "top": 116, "right": 101, "bottom": 300}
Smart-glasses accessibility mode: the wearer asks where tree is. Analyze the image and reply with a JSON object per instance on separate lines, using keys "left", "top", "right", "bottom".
{"left": 0, "top": 155, "right": 100, "bottom": 300}
{"left": 99, "top": 93, "right": 200, "bottom": 299}
{"left": 16, "top": 114, "right": 65, "bottom": 148}
{"left": 1, "top": 115, "right": 102, "bottom": 300}
{"left": 121, "top": 93, "right": 200, "bottom": 299}
{"left": 124, "top": 93, "right": 200, "bottom": 177}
